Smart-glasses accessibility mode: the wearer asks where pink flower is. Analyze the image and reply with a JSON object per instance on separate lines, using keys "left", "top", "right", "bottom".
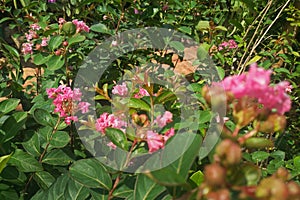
{"left": 228, "top": 39, "right": 238, "bottom": 49}
{"left": 107, "top": 142, "right": 117, "bottom": 150}
{"left": 154, "top": 111, "right": 173, "bottom": 128}
{"left": 25, "top": 30, "right": 36, "bottom": 41}
{"left": 30, "top": 23, "right": 41, "bottom": 31}
{"left": 214, "top": 63, "right": 291, "bottom": 115}
{"left": 65, "top": 116, "right": 78, "bottom": 125}
{"left": 146, "top": 130, "right": 164, "bottom": 153}
{"left": 95, "top": 113, "right": 127, "bottom": 134}
{"left": 21, "top": 42, "right": 33, "bottom": 55}
{"left": 47, "top": 86, "right": 90, "bottom": 124}
{"left": 134, "top": 87, "right": 150, "bottom": 98}
{"left": 78, "top": 102, "right": 90, "bottom": 113}
{"left": 163, "top": 128, "right": 175, "bottom": 142}
{"left": 41, "top": 37, "right": 48, "bottom": 47}
{"left": 58, "top": 18, "right": 66, "bottom": 24}
{"left": 72, "top": 19, "right": 90, "bottom": 33}
{"left": 112, "top": 82, "right": 128, "bottom": 97}
{"left": 111, "top": 40, "right": 118, "bottom": 46}
{"left": 134, "top": 8, "right": 139, "bottom": 14}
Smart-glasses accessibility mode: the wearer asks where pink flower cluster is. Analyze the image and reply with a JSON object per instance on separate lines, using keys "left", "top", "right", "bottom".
{"left": 112, "top": 82, "right": 128, "bottom": 97}
{"left": 22, "top": 23, "right": 49, "bottom": 55}
{"left": 46, "top": 85, "right": 90, "bottom": 124}
{"left": 72, "top": 19, "right": 90, "bottom": 33}
{"left": 134, "top": 87, "right": 150, "bottom": 98}
{"left": 215, "top": 63, "right": 291, "bottom": 115}
{"left": 95, "top": 113, "right": 127, "bottom": 134}
{"left": 218, "top": 39, "right": 238, "bottom": 50}
{"left": 146, "top": 128, "right": 175, "bottom": 153}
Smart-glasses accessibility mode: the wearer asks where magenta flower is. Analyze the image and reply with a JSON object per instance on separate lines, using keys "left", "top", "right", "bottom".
{"left": 134, "top": 8, "right": 139, "bottom": 14}
{"left": 107, "top": 142, "right": 117, "bottom": 150}
{"left": 48, "top": 0, "right": 56, "bottom": 3}
{"left": 218, "top": 40, "right": 238, "bottom": 50}
{"left": 154, "top": 111, "right": 173, "bottom": 128}
{"left": 72, "top": 19, "right": 90, "bottom": 33}
{"left": 146, "top": 130, "right": 164, "bottom": 153}
{"left": 112, "top": 82, "right": 128, "bottom": 97}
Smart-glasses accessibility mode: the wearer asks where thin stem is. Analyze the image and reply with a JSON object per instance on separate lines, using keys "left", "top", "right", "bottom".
{"left": 108, "top": 175, "right": 120, "bottom": 200}
{"left": 232, "top": 125, "right": 240, "bottom": 137}
{"left": 238, "top": 129, "right": 258, "bottom": 144}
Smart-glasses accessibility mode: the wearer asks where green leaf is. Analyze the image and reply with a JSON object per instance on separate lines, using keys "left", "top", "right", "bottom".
{"left": 217, "top": 66, "right": 225, "bottom": 80}
{"left": 169, "top": 41, "right": 185, "bottom": 51}
{"left": 178, "top": 26, "right": 192, "bottom": 35}
{"left": 245, "top": 55, "right": 262, "bottom": 66}
{"left": 68, "top": 35, "right": 86, "bottom": 46}
{"left": 129, "top": 98, "right": 151, "bottom": 112}
{"left": 105, "top": 128, "right": 128, "bottom": 150}
{"left": 33, "top": 53, "right": 49, "bottom": 65}
{"left": 42, "top": 149, "right": 73, "bottom": 166}
{"left": 33, "top": 108, "right": 53, "bottom": 126}
{"left": 64, "top": 179, "right": 90, "bottom": 200}
{"left": 48, "top": 35, "right": 63, "bottom": 51}
{"left": 2, "top": 44, "right": 19, "bottom": 59}
{"left": 46, "top": 55, "right": 65, "bottom": 71}
{"left": 1, "top": 112, "right": 27, "bottom": 143}
{"left": 144, "top": 134, "right": 202, "bottom": 186}
{"left": 9, "top": 149, "right": 43, "bottom": 172}
{"left": 215, "top": 25, "right": 227, "bottom": 31}
{"left": 22, "top": 133, "right": 41, "bottom": 157}
{"left": 49, "top": 131, "right": 71, "bottom": 149}
{"left": 134, "top": 174, "right": 166, "bottom": 200}
{"left": 199, "top": 110, "right": 211, "bottom": 123}
{"left": 0, "top": 98, "right": 20, "bottom": 115}
{"left": 293, "top": 156, "right": 300, "bottom": 170}
{"left": 34, "top": 171, "right": 56, "bottom": 190}
{"left": 154, "top": 91, "right": 176, "bottom": 104}
{"left": 69, "top": 158, "right": 112, "bottom": 190}
{"left": 197, "top": 44, "right": 209, "bottom": 61}
{"left": 43, "top": 174, "right": 69, "bottom": 200}
{"left": 189, "top": 170, "right": 204, "bottom": 186}
{"left": 196, "top": 20, "right": 210, "bottom": 31}
{"left": 0, "top": 154, "right": 11, "bottom": 173}
{"left": 251, "top": 151, "right": 269, "bottom": 162}
{"left": 90, "top": 23, "right": 112, "bottom": 35}
{"left": 0, "top": 17, "right": 13, "bottom": 24}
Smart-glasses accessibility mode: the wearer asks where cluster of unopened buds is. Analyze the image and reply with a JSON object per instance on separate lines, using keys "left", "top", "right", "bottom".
{"left": 196, "top": 139, "right": 300, "bottom": 200}
{"left": 46, "top": 85, "right": 90, "bottom": 124}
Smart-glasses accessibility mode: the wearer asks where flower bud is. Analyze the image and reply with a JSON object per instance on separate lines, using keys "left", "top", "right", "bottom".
{"left": 287, "top": 181, "right": 300, "bottom": 199}
{"left": 204, "top": 163, "right": 226, "bottom": 187}
{"left": 63, "top": 41, "right": 68, "bottom": 47}
{"left": 244, "top": 137, "right": 273, "bottom": 149}
{"left": 256, "top": 177, "right": 289, "bottom": 200}
{"left": 55, "top": 50, "right": 61, "bottom": 56}
{"left": 254, "top": 114, "right": 286, "bottom": 133}
{"left": 216, "top": 139, "right": 242, "bottom": 166}
{"left": 35, "top": 43, "right": 42, "bottom": 50}
{"left": 274, "top": 168, "right": 290, "bottom": 181}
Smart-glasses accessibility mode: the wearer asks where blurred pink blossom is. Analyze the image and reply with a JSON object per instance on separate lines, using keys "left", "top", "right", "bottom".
{"left": 154, "top": 111, "right": 173, "bottom": 128}
{"left": 30, "top": 23, "right": 41, "bottom": 31}
{"left": 146, "top": 130, "right": 164, "bottom": 153}
{"left": 41, "top": 37, "right": 49, "bottom": 46}
{"left": 72, "top": 19, "right": 90, "bottom": 33}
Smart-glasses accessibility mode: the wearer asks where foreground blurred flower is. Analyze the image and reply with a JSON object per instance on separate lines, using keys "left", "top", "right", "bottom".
{"left": 47, "top": 86, "right": 90, "bottom": 124}
{"left": 154, "top": 111, "right": 173, "bottom": 128}
{"left": 213, "top": 63, "right": 291, "bottom": 115}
